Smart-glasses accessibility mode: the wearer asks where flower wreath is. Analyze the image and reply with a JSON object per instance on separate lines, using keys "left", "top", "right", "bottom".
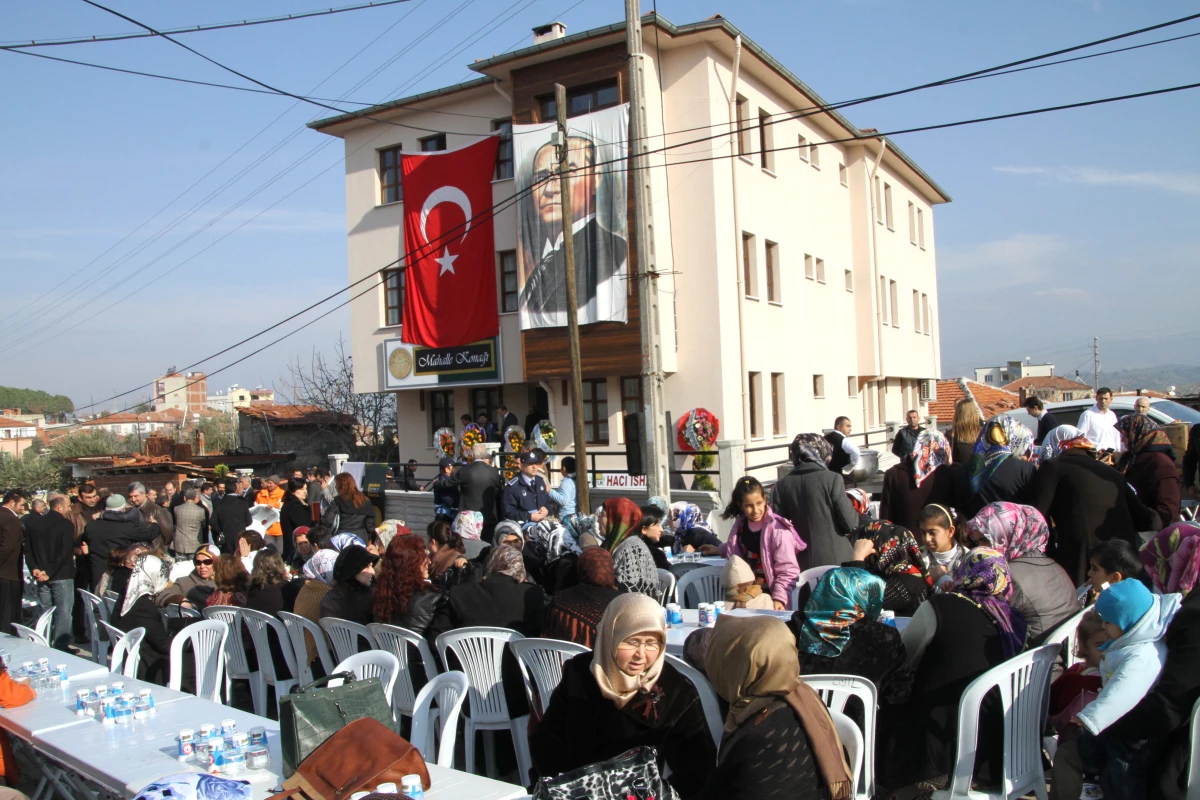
{"left": 503, "top": 425, "right": 526, "bottom": 453}
{"left": 533, "top": 419, "right": 558, "bottom": 451}
{"left": 675, "top": 408, "right": 720, "bottom": 452}
{"left": 459, "top": 423, "right": 486, "bottom": 458}
{"left": 433, "top": 427, "right": 456, "bottom": 459}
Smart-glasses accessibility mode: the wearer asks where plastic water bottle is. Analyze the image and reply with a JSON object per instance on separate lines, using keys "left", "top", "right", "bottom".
{"left": 56, "top": 664, "right": 68, "bottom": 682}
{"left": 880, "top": 610, "right": 896, "bottom": 628}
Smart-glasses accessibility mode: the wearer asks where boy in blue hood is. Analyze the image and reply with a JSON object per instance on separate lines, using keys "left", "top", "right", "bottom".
{"left": 1074, "top": 579, "right": 1182, "bottom": 800}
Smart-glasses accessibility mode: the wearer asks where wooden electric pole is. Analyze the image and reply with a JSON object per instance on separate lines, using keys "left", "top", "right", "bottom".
{"left": 556, "top": 83, "right": 590, "bottom": 513}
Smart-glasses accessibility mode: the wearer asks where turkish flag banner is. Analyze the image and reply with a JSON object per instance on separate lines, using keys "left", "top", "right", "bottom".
{"left": 400, "top": 135, "right": 500, "bottom": 347}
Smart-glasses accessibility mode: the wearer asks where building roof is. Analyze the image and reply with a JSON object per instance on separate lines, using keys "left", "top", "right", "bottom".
{"left": 237, "top": 405, "right": 357, "bottom": 428}
{"left": 1002, "top": 376, "right": 1092, "bottom": 392}
{"left": 0, "top": 416, "right": 36, "bottom": 430}
{"left": 79, "top": 408, "right": 186, "bottom": 427}
{"left": 307, "top": 76, "right": 496, "bottom": 132}
{"left": 929, "top": 378, "right": 1021, "bottom": 423}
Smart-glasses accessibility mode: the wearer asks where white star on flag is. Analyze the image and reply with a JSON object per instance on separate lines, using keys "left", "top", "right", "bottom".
{"left": 435, "top": 247, "right": 458, "bottom": 276}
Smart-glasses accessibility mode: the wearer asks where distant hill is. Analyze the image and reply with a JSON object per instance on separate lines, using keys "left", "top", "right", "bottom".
{"left": 0, "top": 386, "right": 74, "bottom": 415}
{"left": 1103, "top": 364, "right": 1200, "bottom": 395}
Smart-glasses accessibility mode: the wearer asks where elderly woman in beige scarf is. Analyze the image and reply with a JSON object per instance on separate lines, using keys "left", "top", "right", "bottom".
{"left": 529, "top": 593, "right": 715, "bottom": 798}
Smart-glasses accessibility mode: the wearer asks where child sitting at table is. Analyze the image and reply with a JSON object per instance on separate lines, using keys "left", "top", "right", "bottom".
{"left": 720, "top": 555, "right": 775, "bottom": 610}
{"left": 1083, "top": 540, "right": 1147, "bottom": 606}
{"left": 719, "top": 476, "right": 805, "bottom": 610}
{"left": 916, "top": 504, "right": 968, "bottom": 591}
{"left": 0, "top": 656, "right": 37, "bottom": 793}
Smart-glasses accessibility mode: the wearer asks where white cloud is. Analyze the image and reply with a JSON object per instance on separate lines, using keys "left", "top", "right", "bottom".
{"left": 1034, "top": 287, "right": 1090, "bottom": 301}
{"left": 993, "top": 165, "right": 1200, "bottom": 195}
{"left": 939, "top": 233, "right": 1071, "bottom": 289}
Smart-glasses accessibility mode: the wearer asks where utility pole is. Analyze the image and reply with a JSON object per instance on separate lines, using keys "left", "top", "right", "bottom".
{"left": 555, "top": 83, "right": 590, "bottom": 514}
{"left": 625, "top": 0, "right": 670, "bottom": 500}
{"left": 1093, "top": 337, "right": 1100, "bottom": 391}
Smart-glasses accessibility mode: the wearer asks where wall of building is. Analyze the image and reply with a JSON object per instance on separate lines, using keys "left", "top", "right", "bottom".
{"left": 238, "top": 420, "right": 355, "bottom": 471}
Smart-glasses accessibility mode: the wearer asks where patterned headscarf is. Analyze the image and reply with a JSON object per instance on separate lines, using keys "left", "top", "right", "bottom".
{"left": 646, "top": 496, "right": 670, "bottom": 516}
{"left": 948, "top": 548, "right": 1027, "bottom": 657}
{"left": 572, "top": 514, "right": 599, "bottom": 548}
{"left": 302, "top": 549, "right": 337, "bottom": 585}
{"left": 1039, "top": 425, "right": 1095, "bottom": 461}
{"left": 968, "top": 416, "right": 1033, "bottom": 495}
{"left": 1140, "top": 522, "right": 1200, "bottom": 598}
{"left": 912, "top": 429, "right": 951, "bottom": 487}
{"left": 796, "top": 567, "right": 886, "bottom": 658}
{"left": 527, "top": 519, "right": 567, "bottom": 561}
{"left": 330, "top": 532, "right": 365, "bottom": 551}
{"left": 578, "top": 546, "right": 616, "bottom": 588}
{"left": 1116, "top": 414, "right": 1175, "bottom": 468}
{"left": 485, "top": 543, "right": 527, "bottom": 583}
{"left": 859, "top": 521, "right": 926, "bottom": 578}
{"left": 845, "top": 489, "right": 871, "bottom": 516}
{"left": 672, "top": 503, "right": 704, "bottom": 533}
{"left": 121, "top": 554, "right": 171, "bottom": 616}
{"left": 452, "top": 510, "right": 484, "bottom": 540}
{"left": 790, "top": 433, "right": 833, "bottom": 466}
{"left": 965, "top": 502, "right": 1050, "bottom": 560}
{"left": 601, "top": 497, "right": 643, "bottom": 552}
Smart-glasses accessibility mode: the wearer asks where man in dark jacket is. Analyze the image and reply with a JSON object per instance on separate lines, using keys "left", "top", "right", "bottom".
{"left": 81, "top": 494, "right": 159, "bottom": 592}
{"left": 67, "top": 483, "right": 104, "bottom": 641}
{"left": 455, "top": 443, "right": 504, "bottom": 540}
{"left": 211, "top": 478, "right": 252, "bottom": 554}
{"left": 24, "top": 493, "right": 76, "bottom": 649}
{"left": 498, "top": 404, "right": 519, "bottom": 434}
{"left": 1024, "top": 396, "right": 1061, "bottom": 446}
{"left": 890, "top": 410, "right": 925, "bottom": 461}
{"left": 424, "top": 457, "right": 461, "bottom": 519}
{"left": 501, "top": 452, "right": 552, "bottom": 527}
{"left": 0, "top": 490, "right": 26, "bottom": 634}
{"left": 128, "top": 481, "right": 173, "bottom": 551}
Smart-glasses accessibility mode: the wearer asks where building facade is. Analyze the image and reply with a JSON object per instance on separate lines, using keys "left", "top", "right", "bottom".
{"left": 974, "top": 360, "right": 1055, "bottom": 386}
{"left": 208, "top": 384, "right": 275, "bottom": 413}
{"left": 153, "top": 371, "right": 208, "bottom": 415}
{"left": 78, "top": 408, "right": 185, "bottom": 438}
{"left": 311, "top": 13, "right": 949, "bottom": 481}
{"left": 0, "top": 417, "right": 38, "bottom": 456}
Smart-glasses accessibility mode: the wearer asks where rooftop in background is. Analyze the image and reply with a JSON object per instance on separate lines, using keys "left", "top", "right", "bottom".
{"left": 930, "top": 378, "right": 1020, "bottom": 423}
{"left": 236, "top": 404, "right": 357, "bottom": 427}
{"left": 0, "top": 416, "right": 36, "bottom": 429}
{"left": 1002, "top": 375, "right": 1092, "bottom": 392}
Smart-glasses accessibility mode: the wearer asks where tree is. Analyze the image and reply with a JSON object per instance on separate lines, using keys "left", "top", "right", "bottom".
{"left": 0, "top": 449, "right": 63, "bottom": 492}
{"left": 48, "top": 429, "right": 137, "bottom": 462}
{"left": 282, "top": 337, "right": 396, "bottom": 462}
{"left": 0, "top": 385, "right": 73, "bottom": 416}
{"left": 194, "top": 414, "right": 238, "bottom": 454}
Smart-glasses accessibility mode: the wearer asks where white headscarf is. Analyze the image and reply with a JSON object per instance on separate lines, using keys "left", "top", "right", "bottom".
{"left": 121, "top": 554, "right": 171, "bottom": 617}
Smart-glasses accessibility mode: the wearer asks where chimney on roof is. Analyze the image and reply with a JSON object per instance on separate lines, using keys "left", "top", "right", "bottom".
{"left": 532, "top": 21, "right": 566, "bottom": 44}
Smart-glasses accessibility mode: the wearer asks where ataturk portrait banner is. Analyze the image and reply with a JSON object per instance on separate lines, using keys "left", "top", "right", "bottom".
{"left": 513, "top": 103, "right": 630, "bottom": 330}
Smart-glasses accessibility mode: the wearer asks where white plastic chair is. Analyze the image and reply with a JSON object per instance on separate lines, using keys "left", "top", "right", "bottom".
{"left": 435, "top": 627, "right": 531, "bottom": 784}
{"left": 241, "top": 608, "right": 299, "bottom": 718}
{"left": 409, "top": 671, "right": 470, "bottom": 768}
{"left": 831, "top": 708, "right": 864, "bottom": 795}
{"left": 203, "top": 606, "right": 262, "bottom": 711}
{"left": 673, "top": 566, "right": 723, "bottom": 608}
{"left": 34, "top": 606, "right": 56, "bottom": 643}
{"left": 169, "top": 619, "right": 229, "bottom": 702}
{"left": 78, "top": 589, "right": 109, "bottom": 665}
{"left": 12, "top": 623, "right": 48, "bottom": 647}
{"left": 1186, "top": 696, "right": 1200, "bottom": 800}
{"left": 510, "top": 638, "right": 590, "bottom": 717}
{"left": 664, "top": 653, "right": 723, "bottom": 750}
{"left": 101, "top": 592, "right": 117, "bottom": 619}
{"left": 1041, "top": 607, "right": 1090, "bottom": 670}
{"left": 655, "top": 569, "right": 676, "bottom": 607}
{"left": 321, "top": 617, "right": 375, "bottom": 664}
{"left": 931, "top": 644, "right": 1059, "bottom": 800}
{"left": 279, "top": 611, "right": 335, "bottom": 686}
{"left": 805, "top": 674, "right": 879, "bottom": 800}
{"left": 369, "top": 623, "right": 441, "bottom": 724}
{"left": 1076, "top": 583, "right": 1092, "bottom": 606}
{"left": 332, "top": 651, "right": 400, "bottom": 709}
{"left": 792, "top": 565, "right": 839, "bottom": 609}
{"left": 100, "top": 621, "right": 145, "bottom": 678}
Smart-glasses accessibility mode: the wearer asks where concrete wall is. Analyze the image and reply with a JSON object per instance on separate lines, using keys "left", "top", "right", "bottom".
{"left": 238, "top": 419, "right": 355, "bottom": 472}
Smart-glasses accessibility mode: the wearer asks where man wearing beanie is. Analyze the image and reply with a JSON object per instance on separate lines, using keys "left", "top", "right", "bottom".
{"left": 80, "top": 494, "right": 159, "bottom": 593}
{"left": 1074, "top": 579, "right": 1182, "bottom": 800}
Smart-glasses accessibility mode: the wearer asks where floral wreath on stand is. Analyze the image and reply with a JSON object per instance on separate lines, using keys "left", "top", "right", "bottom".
{"left": 533, "top": 419, "right": 558, "bottom": 452}
{"left": 502, "top": 426, "right": 526, "bottom": 482}
{"left": 459, "top": 423, "right": 485, "bottom": 459}
{"left": 433, "top": 427, "right": 456, "bottom": 460}
{"left": 676, "top": 408, "right": 720, "bottom": 491}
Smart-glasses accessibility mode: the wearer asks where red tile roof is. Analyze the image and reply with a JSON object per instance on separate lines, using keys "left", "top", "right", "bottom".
{"left": 0, "top": 417, "right": 36, "bottom": 430}
{"left": 929, "top": 378, "right": 1021, "bottom": 423}
{"left": 1002, "top": 376, "right": 1092, "bottom": 391}
{"left": 80, "top": 409, "right": 186, "bottom": 427}
{"left": 237, "top": 404, "right": 357, "bottom": 427}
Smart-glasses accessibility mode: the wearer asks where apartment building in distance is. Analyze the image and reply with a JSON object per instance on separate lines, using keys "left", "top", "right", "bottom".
{"left": 310, "top": 13, "right": 950, "bottom": 478}
{"left": 153, "top": 371, "right": 207, "bottom": 415}
{"left": 208, "top": 384, "right": 275, "bottom": 413}
{"left": 974, "top": 359, "right": 1055, "bottom": 386}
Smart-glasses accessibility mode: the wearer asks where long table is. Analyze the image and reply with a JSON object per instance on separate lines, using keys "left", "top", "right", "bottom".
{"left": 664, "top": 607, "right": 910, "bottom": 655}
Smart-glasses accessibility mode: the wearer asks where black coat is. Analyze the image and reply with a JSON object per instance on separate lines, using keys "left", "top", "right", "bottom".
{"left": 794, "top": 617, "right": 913, "bottom": 707}
{"left": 1124, "top": 451, "right": 1181, "bottom": 532}
{"left": 0, "top": 508, "right": 23, "bottom": 584}
{"left": 697, "top": 702, "right": 822, "bottom": 800}
{"left": 1030, "top": 449, "right": 1158, "bottom": 585}
{"left": 771, "top": 462, "right": 858, "bottom": 569}
{"left": 210, "top": 494, "right": 252, "bottom": 554}
{"left": 879, "top": 461, "right": 956, "bottom": 534}
{"left": 279, "top": 495, "right": 311, "bottom": 561}
{"left": 246, "top": 579, "right": 301, "bottom": 677}
{"left": 23, "top": 509, "right": 76, "bottom": 582}
{"left": 947, "top": 431, "right": 976, "bottom": 467}
{"left": 321, "top": 496, "right": 376, "bottom": 540}
{"left": 956, "top": 456, "right": 1036, "bottom": 518}
{"left": 1183, "top": 423, "right": 1199, "bottom": 490}
{"left": 428, "top": 474, "right": 460, "bottom": 512}
{"left": 112, "top": 594, "right": 172, "bottom": 684}
{"left": 81, "top": 509, "right": 158, "bottom": 592}
{"left": 531, "top": 653, "right": 716, "bottom": 800}
{"left": 454, "top": 461, "right": 504, "bottom": 536}
{"left": 428, "top": 573, "right": 545, "bottom": 640}
{"left": 1036, "top": 411, "right": 1061, "bottom": 446}
{"left": 319, "top": 581, "right": 374, "bottom": 625}
{"left": 384, "top": 587, "right": 445, "bottom": 637}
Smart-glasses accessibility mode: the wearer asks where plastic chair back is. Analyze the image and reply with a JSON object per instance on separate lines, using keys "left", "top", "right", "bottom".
{"left": 78, "top": 589, "right": 109, "bottom": 664}
{"left": 1187, "top": 696, "right": 1200, "bottom": 800}
{"left": 673, "top": 566, "right": 723, "bottom": 609}
{"left": 792, "top": 565, "right": 838, "bottom": 609}
{"left": 831, "top": 709, "right": 864, "bottom": 794}
{"left": 203, "top": 605, "right": 253, "bottom": 680}
{"left": 12, "top": 623, "right": 48, "bottom": 647}
{"left": 1075, "top": 583, "right": 1091, "bottom": 606}
{"left": 931, "top": 644, "right": 1059, "bottom": 800}
{"left": 805, "top": 674, "right": 879, "bottom": 800}
{"left": 34, "top": 606, "right": 56, "bottom": 642}
{"left": 320, "top": 617, "right": 375, "bottom": 664}
{"left": 169, "top": 619, "right": 229, "bottom": 702}
{"left": 101, "top": 593, "right": 116, "bottom": 619}
{"left": 664, "top": 653, "right": 723, "bottom": 749}
{"left": 409, "top": 671, "right": 470, "bottom": 768}
{"left": 368, "top": 623, "right": 441, "bottom": 717}
{"left": 333, "top": 650, "right": 399, "bottom": 708}
{"left": 510, "top": 638, "right": 590, "bottom": 717}
{"left": 435, "top": 627, "right": 524, "bottom": 725}
{"left": 1041, "top": 607, "right": 1090, "bottom": 670}
{"left": 655, "top": 569, "right": 676, "bottom": 607}
{"left": 100, "top": 621, "right": 145, "bottom": 678}
{"left": 279, "top": 611, "right": 335, "bottom": 686}
{"left": 241, "top": 608, "right": 299, "bottom": 685}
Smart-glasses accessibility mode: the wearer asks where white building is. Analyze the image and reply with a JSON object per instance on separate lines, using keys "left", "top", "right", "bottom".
{"left": 974, "top": 360, "right": 1055, "bottom": 386}
{"left": 208, "top": 384, "right": 275, "bottom": 413}
{"left": 310, "top": 13, "right": 949, "bottom": 482}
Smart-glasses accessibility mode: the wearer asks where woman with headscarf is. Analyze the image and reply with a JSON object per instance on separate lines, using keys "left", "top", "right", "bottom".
{"left": 880, "top": 429, "right": 957, "bottom": 534}
{"left": 843, "top": 521, "right": 930, "bottom": 616}
{"left": 964, "top": 502, "right": 1078, "bottom": 644}
{"left": 542, "top": 547, "right": 622, "bottom": 647}
{"left": 111, "top": 553, "right": 173, "bottom": 684}
{"left": 790, "top": 567, "right": 913, "bottom": 706}
{"left": 293, "top": 548, "right": 337, "bottom": 673}
{"left": 957, "top": 415, "right": 1036, "bottom": 517}
{"left": 319, "top": 545, "right": 378, "bottom": 624}
{"left": 1140, "top": 521, "right": 1200, "bottom": 598}
{"left": 671, "top": 503, "right": 721, "bottom": 555}
{"left": 771, "top": 433, "right": 859, "bottom": 569}
{"left": 878, "top": 548, "right": 1027, "bottom": 792}
{"left": 1115, "top": 415, "right": 1181, "bottom": 530}
{"left": 699, "top": 614, "right": 854, "bottom": 800}
{"left": 603, "top": 498, "right": 659, "bottom": 596}
{"left": 1039, "top": 425, "right": 1092, "bottom": 462}
{"left": 427, "top": 544, "right": 547, "bottom": 641}
{"left": 531, "top": 594, "right": 716, "bottom": 799}
{"left": 425, "top": 519, "right": 476, "bottom": 593}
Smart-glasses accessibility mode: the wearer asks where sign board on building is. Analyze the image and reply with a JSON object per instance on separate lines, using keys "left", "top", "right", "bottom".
{"left": 593, "top": 473, "right": 647, "bottom": 489}
{"left": 383, "top": 336, "right": 502, "bottom": 390}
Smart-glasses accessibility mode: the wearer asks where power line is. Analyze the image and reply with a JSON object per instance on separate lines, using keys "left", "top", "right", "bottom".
{"left": 0, "top": 0, "right": 415, "bottom": 49}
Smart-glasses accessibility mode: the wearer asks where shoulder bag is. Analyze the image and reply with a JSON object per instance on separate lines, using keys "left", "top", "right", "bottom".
{"left": 531, "top": 746, "right": 677, "bottom": 800}
{"left": 278, "top": 672, "right": 395, "bottom": 778}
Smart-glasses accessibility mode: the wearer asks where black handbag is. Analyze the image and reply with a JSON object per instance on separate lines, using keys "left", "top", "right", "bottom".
{"left": 531, "top": 746, "right": 677, "bottom": 800}
{"left": 278, "top": 672, "right": 395, "bottom": 778}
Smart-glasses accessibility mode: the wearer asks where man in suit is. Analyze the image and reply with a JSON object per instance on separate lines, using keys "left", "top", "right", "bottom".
{"left": 0, "top": 490, "right": 26, "bottom": 634}
{"left": 67, "top": 483, "right": 103, "bottom": 641}
{"left": 128, "top": 481, "right": 173, "bottom": 551}
{"left": 172, "top": 488, "right": 207, "bottom": 561}
{"left": 211, "top": 478, "right": 252, "bottom": 554}
{"left": 476, "top": 412, "right": 499, "bottom": 443}
{"left": 454, "top": 443, "right": 504, "bottom": 541}
{"left": 24, "top": 493, "right": 76, "bottom": 650}
{"left": 81, "top": 494, "right": 159, "bottom": 593}
{"left": 501, "top": 451, "right": 552, "bottom": 529}
{"left": 498, "top": 404, "right": 519, "bottom": 434}
{"left": 1024, "top": 395, "right": 1061, "bottom": 446}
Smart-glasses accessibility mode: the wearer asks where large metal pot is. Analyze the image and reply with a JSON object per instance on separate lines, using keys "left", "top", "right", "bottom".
{"left": 845, "top": 450, "right": 880, "bottom": 484}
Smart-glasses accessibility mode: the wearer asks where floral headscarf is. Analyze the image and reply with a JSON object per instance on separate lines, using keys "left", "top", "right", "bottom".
{"left": 121, "top": 554, "right": 171, "bottom": 616}
{"left": 948, "top": 548, "right": 1027, "bottom": 657}
{"left": 302, "top": 549, "right": 337, "bottom": 585}
{"left": 1140, "top": 522, "right": 1200, "bottom": 598}
{"left": 795, "top": 567, "right": 886, "bottom": 658}
{"left": 672, "top": 503, "right": 704, "bottom": 533}
{"left": 845, "top": 489, "right": 871, "bottom": 516}
{"left": 965, "top": 502, "right": 1050, "bottom": 560}
{"left": 790, "top": 433, "right": 833, "bottom": 466}
{"left": 330, "top": 532, "right": 365, "bottom": 551}
{"left": 912, "top": 429, "right": 951, "bottom": 487}
{"left": 485, "top": 543, "right": 527, "bottom": 583}
{"left": 572, "top": 514, "right": 599, "bottom": 548}
{"left": 646, "top": 496, "right": 670, "bottom": 516}
{"left": 452, "top": 510, "right": 484, "bottom": 541}
{"left": 858, "top": 521, "right": 926, "bottom": 578}
{"left": 968, "top": 416, "right": 1033, "bottom": 495}
{"left": 527, "top": 519, "right": 567, "bottom": 562}
{"left": 600, "top": 497, "right": 643, "bottom": 552}
{"left": 1039, "top": 425, "right": 1095, "bottom": 461}
{"left": 1116, "top": 414, "right": 1175, "bottom": 470}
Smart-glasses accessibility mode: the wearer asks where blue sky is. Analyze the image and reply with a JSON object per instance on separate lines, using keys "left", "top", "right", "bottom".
{"left": 1, "top": 0, "right": 1197, "bottom": 410}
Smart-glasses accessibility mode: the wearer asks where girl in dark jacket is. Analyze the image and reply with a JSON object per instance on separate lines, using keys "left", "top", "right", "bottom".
{"left": 246, "top": 550, "right": 299, "bottom": 675}
{"left": 531, "top": 594, "right": 716, "bottom": 799}
{"left": 111, "top": 553, "right": 173, "bottom": 685}
{"left": 320, "top": 473, "right": 377, "bottom": 542}
{"left": 319, "top": 545, "right": 378, "bottom": 624}
{"left": 279, "top": 478, "right": 311, "bottom": 564}
{"left": 373, "top": 535, "right": 445, "bottom": 636}
{"left": 1115, "top": 415, "right": 1181, "bottom": 529}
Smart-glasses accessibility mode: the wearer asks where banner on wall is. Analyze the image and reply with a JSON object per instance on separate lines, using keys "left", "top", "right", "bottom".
{"left": 382, "top": 335, "right": 502, "bottom": 390}
{"left": 513, "top": 103, "right": 630, "bottom": 330}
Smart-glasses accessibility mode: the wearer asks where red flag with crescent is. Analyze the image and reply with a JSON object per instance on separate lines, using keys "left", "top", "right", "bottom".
{"left": 400, "top": 135, "right": 500, "bottom": 347}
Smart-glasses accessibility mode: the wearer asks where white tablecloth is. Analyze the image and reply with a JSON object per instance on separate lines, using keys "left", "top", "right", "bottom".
{"left": 0, "top": 634, "right": 109, "bottom": 684}
{"left": 426, "top": 763, "right": 528, "bottom": 800}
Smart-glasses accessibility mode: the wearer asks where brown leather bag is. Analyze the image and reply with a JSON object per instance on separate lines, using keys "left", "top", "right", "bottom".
{"left": 268, "top": 717, "right": 431, "bottom": 800}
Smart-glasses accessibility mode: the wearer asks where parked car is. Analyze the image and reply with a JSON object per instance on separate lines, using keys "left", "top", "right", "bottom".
{"left": 999, "top": 397, "right": 1200, "bottom": 434}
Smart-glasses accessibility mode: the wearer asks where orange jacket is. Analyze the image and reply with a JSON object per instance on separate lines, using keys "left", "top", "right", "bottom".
{"left": 256, "top": 486, "right": 285, "bottom": 539}
{"left": 0, "top": 670, "right": 36, "bottom": 785}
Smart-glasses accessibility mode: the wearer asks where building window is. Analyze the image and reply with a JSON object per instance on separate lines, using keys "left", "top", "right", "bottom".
{"left": 379, "top": 145, "right": 402, "bottom": 204}
{"left": 809, "top": 142, "right": 820, "bottom": 169}
{"left": 748, "top": 372, "right": 761, "bottom": 438}
{"left": 736, "top": 95, "right": 750, "bottom": 156}
{"left": 429, "top": 390, "right": 454, "bottom": 434}
{"left": 913, "top": 290, "right": 922, "bottom": 333}
{"left": 765, "top": 241, "right": 779, "bottom": 302}
{"left": 771, "top": 373, "right": 785, "bottom": 436}
{"left": 874, "top": 177, "right": 883, "bottom": 223}
{"left": 848, "top": 376, "right": 858, "bottom": 397}
{"left": 804, "top": 254, "right": 815, "bottom": 281}
{"left": 798, "top": 134, "right": 808, "bottom": 162}
{"left": 919, "top": 379, "right": 933, "bottom": 402}
{"left": 879, "top": 276, "right": 889, "bottom": 324}
{"left": 889, "top": 279, "right": 899, "bottom": 327}
{"left": 884, "top": 182, "right": 894, "bottom": 230}
{"left": 758, "top": 110, "right": 774, "bottom": 171}
{"left": 742, "top": 232, "right": 757, "bottom": 297}
{"left": 813, "top": 374, "right": 825, "bottom": 399}
{"left": 984, "top": 374, "right": 993, "bottom": 384}
{"left": 877, "top": 381, "right": 887, "bottom": 425}
{"left": 922, "top": 293, "right": 931, "bottom": 335}
{"left": 471, "top": 388, "right": 502, "bottom": 426}
{"left": 492, "top": 119, "right": 513, "bottom": 180}
{"left": 908, "top": 201, "right": 917, "bottom": 244}
{"left": 419, "top": 133, "right": 446, "bottom": 152}
{"left": 498, "top": 250, "right": 518, "bottom": 313}
{"left": 581, "top": 379, "right": 609, "bottom": 445}
{"left": 815, "top": 257, "right": 826, "bottom": 283}
{"left": 383, "top": 268, "right": 404, "bottom": 326}
{"left": 844, "top": 269, "right": 854, "bottom": 292}
{"left": 839, "top": 163, "right": 848, "bottom": 186}
{"left": 917, "top": 208, "right": 926, "bottom": 248}
{"left": 565, "top": 80, "right": 620, "bottom": 117}
{"left": 620, "top": 376, "right": 643, "bottom": 419}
